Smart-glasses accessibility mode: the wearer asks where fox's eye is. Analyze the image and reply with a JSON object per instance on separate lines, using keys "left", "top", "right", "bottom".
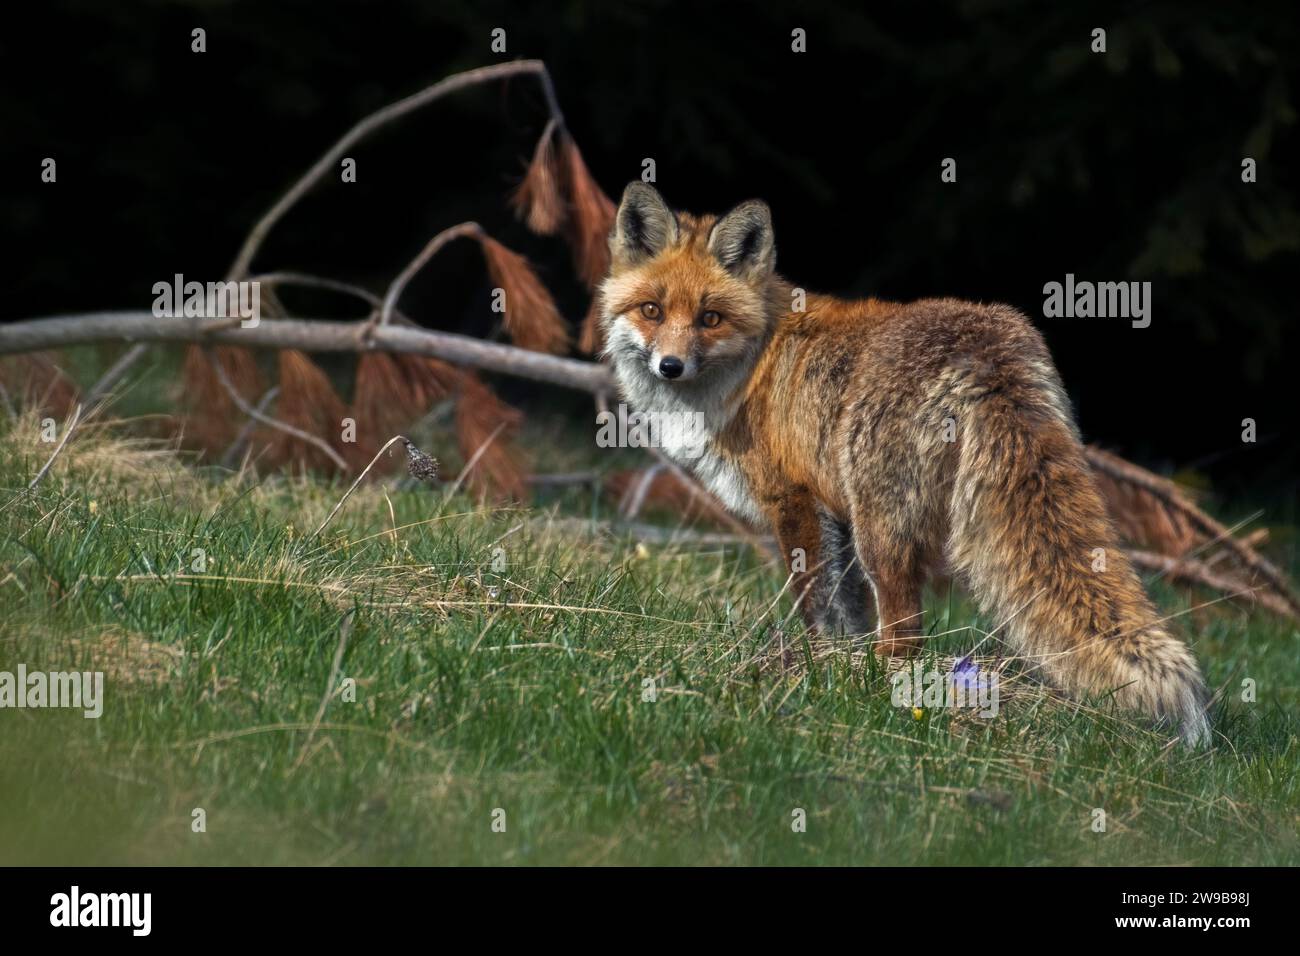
{"left": 640, "top": 302, "right": 661, "bottom": 320}
{"left": 701, "top": 310, "right": 722, "bottom": 328}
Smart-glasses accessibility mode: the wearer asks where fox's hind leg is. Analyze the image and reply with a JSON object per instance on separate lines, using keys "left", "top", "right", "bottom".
{"left": 811, "top": 509, "right": 875, "bottom": 636}
{"left": 849, "top": 514, "right": 927, "bottom": 656}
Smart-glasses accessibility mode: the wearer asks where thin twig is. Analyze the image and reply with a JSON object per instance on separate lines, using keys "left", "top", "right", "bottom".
{"left": 85, "top": 344, "right": 149, "bottom": 405}
{"left": 619, "top": 462, "right": 666, "bottom": 519}
{"left": 219, "top": 385, "right": 280, "bottom": 468}
{"left": 205, "top": 349, "right": 349, "bottom": 472}
{"left": 526, "top": 470, "right": 602, "bottom": 487}
{"left": 84, "top": 62, "right": 568, "bottom": 396}
{"left": 376, "top": 222, "right": 484, "bottom": 331}
{"left": 227, "top": 60, "right": 560, "bottom": 281}
{"left": 1128, "top": 549, "right": 1297, "bottom": 621}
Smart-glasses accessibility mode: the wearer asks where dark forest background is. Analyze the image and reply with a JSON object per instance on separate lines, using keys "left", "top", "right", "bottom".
{"left": 2, "top": 0, "right": 1296, "bottom": 499}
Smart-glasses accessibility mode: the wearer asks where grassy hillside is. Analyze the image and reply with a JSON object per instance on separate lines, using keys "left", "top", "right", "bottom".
{"left": 1, "top": 408, "right": 1297, "bottom": 865}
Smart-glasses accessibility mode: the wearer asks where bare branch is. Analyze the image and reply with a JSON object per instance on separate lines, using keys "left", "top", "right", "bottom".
{"left": 0, "top": 312, "right": 615, "bottom": 395}
{"left": 1087, "top": 445, "right": 1300, "bottom": 616}
{"left": 227, "top": 60, "right": 560, "bottom": 281}
{"left": 1128, "top": 549, "right": 1299, "bottom": 621}
{"left": 204, "top": 349, "right": 350, "bottom": 472}
{"left": 220, "top": 385, "right": 281, "bottom": 468}
{"left": 377, "top": 222, "right": 484, "bottom": 330}
{"left": 90, "top": 62, "right": 569, "bottom": 400}
{"left": 85, "top": 343, "right": 149, "bottom": 405}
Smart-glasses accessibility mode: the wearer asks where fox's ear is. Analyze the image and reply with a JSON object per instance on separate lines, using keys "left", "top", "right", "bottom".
{"left": 611, "top": 182, "right": 679, "bottom": 264}
{"left": 708, "top": 200, "right": 775, "bottom": 279}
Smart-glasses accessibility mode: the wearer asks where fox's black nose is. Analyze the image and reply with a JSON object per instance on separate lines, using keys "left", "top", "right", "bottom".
{"left": 658, "top": 356, "right": 685, "bottom": 379}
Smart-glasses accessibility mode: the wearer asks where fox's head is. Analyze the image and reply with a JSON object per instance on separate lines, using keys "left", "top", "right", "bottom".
{"left": 599, "top": 183, "right": 780, "bottom": 387}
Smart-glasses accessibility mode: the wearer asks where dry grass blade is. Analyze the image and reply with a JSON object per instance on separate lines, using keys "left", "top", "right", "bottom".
{"left": 26, "top": 402, "right": 82, "bottom": 491}
{"left": 289, "top": 609, "right": 355, "bottom": 774}
{"left": 478, "top": 235, "right": 569, "bottom": 354}
{"left": 312, "top": 434, "right": 432, "bottom": 538}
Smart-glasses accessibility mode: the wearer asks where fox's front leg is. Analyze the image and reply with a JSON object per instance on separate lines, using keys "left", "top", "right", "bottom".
{"left": 764, "top": 486, "right": 827, "bottom": 631}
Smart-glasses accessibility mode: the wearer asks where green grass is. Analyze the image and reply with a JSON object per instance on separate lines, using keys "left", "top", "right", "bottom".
{"left": 1, "top": 407, "right": 1297, "bottom": 866}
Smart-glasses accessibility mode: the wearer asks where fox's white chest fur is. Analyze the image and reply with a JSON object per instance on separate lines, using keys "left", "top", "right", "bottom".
{"left": 606, "top": 322, "right": 764, "bottom": 527}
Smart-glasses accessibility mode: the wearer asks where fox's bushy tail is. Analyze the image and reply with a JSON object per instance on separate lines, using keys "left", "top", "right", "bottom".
{"left": 946, "top": 370, "right": 1210, "bottom": 746}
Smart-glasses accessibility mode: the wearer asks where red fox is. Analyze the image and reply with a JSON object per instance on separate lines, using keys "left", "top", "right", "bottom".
{"left": 599, "top": 182, "right": 1210, "bottom": 746}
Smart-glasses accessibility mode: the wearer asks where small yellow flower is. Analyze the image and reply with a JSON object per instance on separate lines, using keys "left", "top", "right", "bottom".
{"left": 912, "top": 707, "right": 924, "bottom": 721}
{"left": 634, "top": 542, "right": 651, "bottom": 561}
{"left": 88, "top": 500, "right": 98, "bottom": 514}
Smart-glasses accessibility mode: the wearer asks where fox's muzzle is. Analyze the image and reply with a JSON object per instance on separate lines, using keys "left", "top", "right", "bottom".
{"left": 649, "top": 351, "right": 699, "bottom": 382}
{"left": 658, "top": 356, "right": 685, "bottom": 379}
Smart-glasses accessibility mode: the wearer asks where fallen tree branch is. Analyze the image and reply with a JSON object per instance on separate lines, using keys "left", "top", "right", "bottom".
{"left": 542, "top": 516, "right": 775, "bottom": 550}
{"left": 526, "top": 470, "right": 601, "bottom": 487}
{"left": 8, "top": 316, "right": 1297, "bottom": 618}
{"left": 94, "top": 61, "right": 568, "bottom": 404}
{"left": 0, "top": 312, "right": 615, "bottom": 394}
{"left": 1127, "top": 548, "right": 1299, "bottom": 621}
{"left": 1086, "top": 445, "right": 1300, "bottom": 617}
